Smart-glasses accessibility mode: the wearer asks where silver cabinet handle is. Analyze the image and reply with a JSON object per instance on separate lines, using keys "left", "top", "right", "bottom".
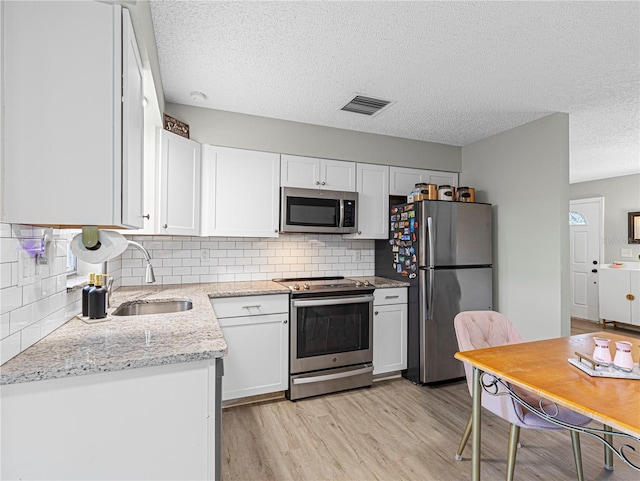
{"left": 385, "top": 295, "right": 399, "bottom": 299}
{"left": 321, "top": 181, "right": 326, "bottom": 185}
{"left": 283, "top": 319, "right": 288, "bottom": 324}
{"left": 242, "top": 304, "right": 262, "bottom": 310}
{"left": 141, "top": 213, "right": 150, "bottom": 220}
{"left": 375, "top": 311, "right": 379, "bottom": 315}
{"left": 315, "top": 181, "right": 320, "bottom": 185}
{"left": 162, "top": 224, "right": 168, "bottom": 229}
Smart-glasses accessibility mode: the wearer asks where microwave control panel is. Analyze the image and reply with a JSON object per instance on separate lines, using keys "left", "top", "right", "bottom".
{"left": 343, "top": 200, "right": 356, "bottom": 227}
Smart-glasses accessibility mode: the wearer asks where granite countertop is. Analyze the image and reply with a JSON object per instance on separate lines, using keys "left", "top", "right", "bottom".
{"left": 0, "top": 281, "right": 288, "bottom": 385}
{"left": 0, "top": 278, "right": 405, "bottom": 385}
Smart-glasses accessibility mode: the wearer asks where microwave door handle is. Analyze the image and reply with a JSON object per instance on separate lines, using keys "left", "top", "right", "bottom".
{"left": 339, "top": 199, "right": 345, "bottom": 228}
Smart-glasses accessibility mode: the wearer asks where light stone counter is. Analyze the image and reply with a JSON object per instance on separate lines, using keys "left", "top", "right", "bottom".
{"left": 0, "top": 278, "right": 403, "bottom": 385}
{"left": 0, "top": 281, "right": 289, "bottom": 385}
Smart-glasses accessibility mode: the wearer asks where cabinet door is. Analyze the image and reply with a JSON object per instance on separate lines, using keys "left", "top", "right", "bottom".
{"left": 218, "top": 313, "right": 289, "bottom": 401}
{"left": 120, "top": 9, "right": 144, "bottom": 229}
{"left": 3, "top": 1, "right": 123, "bottom": 226}
{"left": 631, "top": 270, "right": 640, "bottom": 325}
{"left": 280, "top": 154, "right": 319, "bottom": 188}
{"left": 158, "top": 130, "right": 201, "bottom": 236}
{"left": 389, "top": 166, "right": 430, "bottom": 196}
{"left": 373, "top": 303, "right": 407, "bottom": 375}
{"left": 202, "top": 146, "right": 280, "bottom": 237}
{"left": 427, "top": 170, "right": 458, "bottom": 189}
{"left": 598, "top": 269, "right": 631, "bottom": 323}
{"left": 345, "top": 163, "right": 389, "bottom": 239}
{"left": 321, "top": 159, "right": 356, "bottom": 192}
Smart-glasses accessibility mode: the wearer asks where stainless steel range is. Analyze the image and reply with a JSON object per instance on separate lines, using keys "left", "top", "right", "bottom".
{"left": 273, "top": 276, "right": 375, "bottom": 401}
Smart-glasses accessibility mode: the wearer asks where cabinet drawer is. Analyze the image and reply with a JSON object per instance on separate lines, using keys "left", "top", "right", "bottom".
{"left": 211, "top": 294, "right": 289, "bottom": 319}
{"left": 374, "top": 287, "right": 408, "bottom": 306}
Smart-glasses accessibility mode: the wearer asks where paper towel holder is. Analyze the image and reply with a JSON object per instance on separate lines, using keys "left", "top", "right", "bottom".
{"left": 82, "top": 226, "right": 99, "bottom": 249}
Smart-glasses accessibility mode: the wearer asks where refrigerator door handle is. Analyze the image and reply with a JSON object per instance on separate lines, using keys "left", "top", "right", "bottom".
{"left": 426, "top": 216, "right": 435, "bottom": 268}
{"left": 427, "top": 268, "right": 434, "bottom": 321}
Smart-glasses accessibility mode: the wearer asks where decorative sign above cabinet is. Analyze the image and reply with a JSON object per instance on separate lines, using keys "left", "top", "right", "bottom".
{"left": 163, "top": 113, "right": 190, "bottom": 139}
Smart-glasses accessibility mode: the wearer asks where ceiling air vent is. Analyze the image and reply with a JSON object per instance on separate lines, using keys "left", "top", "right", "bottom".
{"left": 341, "top": 95, "right": 392, "bottom": 116}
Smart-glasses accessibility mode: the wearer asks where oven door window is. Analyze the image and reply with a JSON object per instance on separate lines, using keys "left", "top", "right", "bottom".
{"left": 287, "top": 197, "right": 340, "bottom": 227}
{"left": 296, "top": 302, "right": 370, "bottom": 358}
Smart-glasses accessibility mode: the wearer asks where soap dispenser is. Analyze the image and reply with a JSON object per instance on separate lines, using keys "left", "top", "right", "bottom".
{"left": 88, "top": 274, "right": 107, "bottom": 319}
{"left": 82, "top": 273, "right": 95, "bottom": 317}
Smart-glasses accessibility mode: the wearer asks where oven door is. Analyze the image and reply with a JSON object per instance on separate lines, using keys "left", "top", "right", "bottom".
{"left": 290, "top": 294, "right": 374, "bottom": 374}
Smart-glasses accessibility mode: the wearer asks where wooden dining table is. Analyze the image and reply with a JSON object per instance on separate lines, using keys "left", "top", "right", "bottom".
{"left": 454, "top": 331, "right": 640, "bottom": 481}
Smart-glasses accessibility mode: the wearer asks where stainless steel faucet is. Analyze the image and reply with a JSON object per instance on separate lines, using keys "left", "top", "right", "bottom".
{"left": 101, "top": 240, "right": 156, "bottom": 308}
{"left": 127, "top": 240, "right": 156, "bottom": 283}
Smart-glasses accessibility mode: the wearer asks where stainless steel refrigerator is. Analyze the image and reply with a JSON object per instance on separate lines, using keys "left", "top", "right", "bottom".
{"left": 375, "top": 200, "right": 493, "bottom": 384}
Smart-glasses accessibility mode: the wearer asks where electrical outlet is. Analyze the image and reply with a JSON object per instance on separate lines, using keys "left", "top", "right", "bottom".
{"left": 621, "top": 248, "right": 633, "bottom": 258}
{"left": 353, "top": 250, "right": 362, "bottom": 263}
{"left": 201, "top": 249, "right": 210, "bottom": 266}
{"left": 17, "top": 250, "right": 36, "bottom": 286}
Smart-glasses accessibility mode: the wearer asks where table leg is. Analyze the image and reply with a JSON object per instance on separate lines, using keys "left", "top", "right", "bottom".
{"left": 604, "top": 424, "right": 614, "bottom": 471}
{"left": 472, "top": 366, "right": 482, "bottom": 481}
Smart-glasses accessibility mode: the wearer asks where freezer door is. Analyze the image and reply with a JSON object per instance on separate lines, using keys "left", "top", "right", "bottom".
{"left": 421, "top": 201, "right": 492, "bottom": 267}
{"left": 419, "top": 267, "right": 493, "bottom": 383}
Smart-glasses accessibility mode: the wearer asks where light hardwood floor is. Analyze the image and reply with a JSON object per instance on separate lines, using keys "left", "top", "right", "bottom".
{"left": 221, "top": 320, "right": 640, "bottom": 480}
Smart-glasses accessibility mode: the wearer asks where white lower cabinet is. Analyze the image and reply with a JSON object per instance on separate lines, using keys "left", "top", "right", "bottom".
{"left": 373, "top": 287, "right": 408, "bottom": 375}
{"left": 211, "top": 294, "right": 289, "bottom": 401}
{"left": 1, "top": 360, "right": 221, "bottom": 480}
{"left": 599, "top": 266, "right": 640, "bottom": 326}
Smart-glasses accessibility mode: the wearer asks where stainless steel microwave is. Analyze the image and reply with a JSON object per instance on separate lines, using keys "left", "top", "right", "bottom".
{"left": 280, "top": 187, "right": 358, "bottom": 234}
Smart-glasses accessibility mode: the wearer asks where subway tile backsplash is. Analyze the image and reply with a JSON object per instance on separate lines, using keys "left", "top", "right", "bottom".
{"left": 0, "top": 223, "right": 81, "bottom": 365}
{"left": 116, "top": 234, "right": 375, "bottom": 286}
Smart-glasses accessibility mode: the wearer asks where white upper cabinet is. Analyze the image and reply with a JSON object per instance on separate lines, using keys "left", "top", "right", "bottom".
{"left": 345, "top": 163, "right": 389, "bottom": 240}
{"left": 281, "top": 155, "right": 356, "bottom": 191}
{"left": 158, "top": 130, "right": 201, "bottom": 236}
{"left": 389, "top": 166, "right": 458, "bottom": 196}
{"left": 2, "top": 2, "right": 144, "bottom": 228}
{"left": 201, "top": 146, "right": 280, "bottom": 237}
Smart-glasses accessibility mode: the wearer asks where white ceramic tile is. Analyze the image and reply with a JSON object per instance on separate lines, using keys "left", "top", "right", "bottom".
{"left": 199, "top": 274, "right": 218, "bottom": 283}
{"left": 31, "top": 297, "right": 49, "bottom": 323}
{"left": 162, "top": 276, "right": 181, "bottom": 285}
{"left": 0, "top": 237, "right": 20, "bottom": 264}
{"left": 162, "top": 258, "right": 182, "bottom": 267}
{"left": 182, "top": 241, "right": 201, "bottom": 249}
{"left": 122, "top": 277, "right": 143, "bottom": 287}
{"left": 41, "top": 276, "right": 57, "bottom": 297}
{"left": 21, "top": 321, "right": 42, "bottom": 351}
{"left": 182, "top": 258, "right": 201, "bottom": 267}
{"left": 181, "top": 275, "right": 200, "bottom": 284}
{"left": 22, "top": 279, "right": 42, "bottom": 304}
{"left": 1, "top": 312, "right": 10, "bottom": 339}
{"left": 0, "top": 285, "right": 22, "bottom": 315}
{"left": 217, "top": 274, "right": 235, "bottom": 282}
{"left": 0, "top": 223, "right": 13, "bottom": 238}
{"left": 1, "top": 331, "right": 21, "bottom": 365}
{"left": 0, "top": 263, "right": 14, "bottom": 289}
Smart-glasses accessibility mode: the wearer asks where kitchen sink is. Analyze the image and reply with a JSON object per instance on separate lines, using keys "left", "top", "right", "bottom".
{"left": 112, "top": 299, "right": 193, "bottom": 316}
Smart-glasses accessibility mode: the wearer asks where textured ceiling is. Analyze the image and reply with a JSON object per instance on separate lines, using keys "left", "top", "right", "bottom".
{"left": 150, "top": 1, "right": 640, "bottom": 184}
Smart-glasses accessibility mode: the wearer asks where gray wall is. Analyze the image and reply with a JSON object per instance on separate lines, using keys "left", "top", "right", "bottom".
{"left": 165, "top": 103, "right": 462, "bottom": 171}
{"left": 461, "top": 113, "right": 570, "bottom": 340}
{"left": 570, "top": 174, "right": 640, "bottom": 262}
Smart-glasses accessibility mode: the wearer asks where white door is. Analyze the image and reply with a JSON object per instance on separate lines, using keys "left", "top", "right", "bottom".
{"left": 569, "top": 197, "right": 604, "bottom": 321}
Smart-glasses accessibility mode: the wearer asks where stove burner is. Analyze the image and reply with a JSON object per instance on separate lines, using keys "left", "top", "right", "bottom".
{"left": 273, "top": 276, "right": 374, "bottom": 295}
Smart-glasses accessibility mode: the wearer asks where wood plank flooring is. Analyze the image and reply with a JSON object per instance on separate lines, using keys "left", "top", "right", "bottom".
{"left": 221, "top": 320, "right": 640, "bottom": 480}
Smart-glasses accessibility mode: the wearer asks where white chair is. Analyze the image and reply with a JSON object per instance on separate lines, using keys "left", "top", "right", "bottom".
{"left": 453, "top": 310, "right": 591, "bottom": 481}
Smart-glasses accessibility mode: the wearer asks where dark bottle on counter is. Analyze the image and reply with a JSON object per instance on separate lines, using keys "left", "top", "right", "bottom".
{"left": 82, "top": 273, "right": 95, "bottom": 317}
{"left": 88, "top": 274, "right": 107, "bottom": 319}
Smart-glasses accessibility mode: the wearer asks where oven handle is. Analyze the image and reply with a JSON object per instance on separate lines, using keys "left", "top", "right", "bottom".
{"left": 291, "top": 365, "right": 374, "bottom": 385}
{"left": 291, "top": 295, "right": 374, "bottom": 308}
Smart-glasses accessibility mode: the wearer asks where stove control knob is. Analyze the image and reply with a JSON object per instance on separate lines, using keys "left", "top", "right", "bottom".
{"left": 355, "top": 281, "right": 362, "bottom": 287}
{"left": 363, "top": 280, "right": 370, "bottom": 286}
{"left": 292, "top": 284, "right": 300, "bottom": 291}
{"left": 303, "top": 283, "right": 310, "bottom": 290}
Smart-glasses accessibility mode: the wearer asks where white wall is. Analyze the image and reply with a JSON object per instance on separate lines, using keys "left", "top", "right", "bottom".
{"left": 570, "top": 174, "right": 640, "bottom": 263}
{"left": 461, "top": 113, "right": 570, "bottom": 340}
{"left": 165, "top": 103, "right": 462, "bottom": 172}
